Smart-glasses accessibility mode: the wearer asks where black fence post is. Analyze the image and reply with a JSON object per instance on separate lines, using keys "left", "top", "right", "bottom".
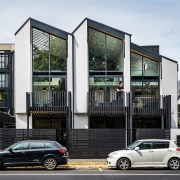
{"left": 127, "top": 92, "right": 133, "bottom": 146}
{"left": 26, "top": 92, "right": 30, "bottom": 140}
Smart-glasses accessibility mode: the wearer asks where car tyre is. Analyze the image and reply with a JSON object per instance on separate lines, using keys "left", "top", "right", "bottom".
{"left": 0, "top": 160, "right": 2, "bottom": 170}
{"left": 0, "top": 160, "right": 5, "bottom": 170}
{"left": 117, "top": 158, "right": 130, "bottom": 170}
{"left": 43, "top": 157, "right": 57, "bottom": 170}
{"left": 168, "top": 158, "right": 180, "bottom": 170}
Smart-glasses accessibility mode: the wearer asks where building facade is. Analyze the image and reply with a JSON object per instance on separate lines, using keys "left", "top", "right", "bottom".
{"left": 0, "top": 44, "right": 14, "bottom": 114}
{"left": 14, "top": 18, "right": 178, "bottom": 139}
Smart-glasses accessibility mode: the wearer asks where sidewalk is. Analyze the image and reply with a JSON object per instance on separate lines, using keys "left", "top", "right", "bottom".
{"left": 65, "top": 159, "right": 108, "bottom": 169}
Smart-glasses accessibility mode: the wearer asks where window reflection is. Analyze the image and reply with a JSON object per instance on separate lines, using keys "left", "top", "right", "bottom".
{"left": 89, "top": 76, "right": 122, "bottom": 103}
{"left": 32, "top": 28, "right": 67, "bottom": 72}
{"left": 50, "top": 35, "right": 67, "bottom": 71}
{"left": 131, "top": 53, "right": 142, "bottom": 76}
{"left": 33, "top": 77, "right": 66, "bottom": 106}
{"left": 131, "top": 81, "right": 158, "bottom": 96}
{"left": 106, "top": 35, "right": 123, "bottom": 71}
{"left": 88, "top": 28, "right": 123, "bottom": 72}
{"left": 131, "top": 52, "right": 159, "bottom": 77}
{"left": 33, "top": 77, "right": 65, "bottom": 92}
{"left": 32, "top": 28, "right": 67, "bottom": 96}
{"left": 143, "top": 57, "right": 159, "bottom": 76}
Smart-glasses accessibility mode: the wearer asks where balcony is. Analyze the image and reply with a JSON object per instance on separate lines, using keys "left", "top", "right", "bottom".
{"left": 28, "top": 91, "right": 71, "bottom": 117}
{"left": 88, "top": 91, "right": 171, "bottom": 118}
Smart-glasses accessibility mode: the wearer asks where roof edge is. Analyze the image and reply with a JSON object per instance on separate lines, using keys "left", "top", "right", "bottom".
{"left": 15, "top": 17, "right": 71, "bottom": 38}
{"left": 72, "top": 17, "right": 132, "bottom": 38}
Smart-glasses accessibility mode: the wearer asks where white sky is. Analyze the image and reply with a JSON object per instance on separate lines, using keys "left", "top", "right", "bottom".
{"left": 0, "top": 0, "right": 180, "bottom": 77}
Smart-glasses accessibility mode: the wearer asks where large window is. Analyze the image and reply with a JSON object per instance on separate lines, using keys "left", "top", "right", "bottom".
{"left": 131, "top": 52, "right": 160, "bottom": 96}
{"left": 88, "top": 28, "right": 124, "bottom": 104}
{"left": 33, "top": 28, "right": 67, "bottom": 72}
{"left": 131, "top": 52, "right": 159, "bottom": 77}
{"left": 0, "top": 54, "right": 9, "bottom": 69}
{"left": 32, "top": 28, "right": 67, "bottom": 92}
{"left": 131, "top": 81, "right": 159, "bottom": 96}
{"left": 88, "top": 28, "right": 124, "bottom": 72}
{"left": 0, "top": 52, "right": 13, "bottom": 112}
{"left": 89, "top": 76, "right": 122, "bottom": 103}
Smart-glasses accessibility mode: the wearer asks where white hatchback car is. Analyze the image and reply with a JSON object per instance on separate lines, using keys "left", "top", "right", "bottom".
{"left": 107, "top": 139, "right": 180, "bottom": 170}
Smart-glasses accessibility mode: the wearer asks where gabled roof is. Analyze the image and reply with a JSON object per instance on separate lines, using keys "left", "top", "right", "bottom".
{"left": 73, "top": 17, "right": 131, "bottom": 39}
{"left": 131, "top": 43, "right": 178, "bottom": 63}
{"left": 131, "top": 43, "right": 161, "bottom": 62}
{"left": 15, "top": 18, "right": 70, "bottom": 39}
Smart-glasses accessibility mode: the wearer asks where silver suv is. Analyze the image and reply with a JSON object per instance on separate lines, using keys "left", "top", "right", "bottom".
{"left": 107, "top": 139, "right": 180, "bottom": 170}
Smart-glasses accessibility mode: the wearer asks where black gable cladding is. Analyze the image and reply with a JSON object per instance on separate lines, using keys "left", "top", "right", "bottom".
{"left": 87, "top": 18, "right": 128, "bottom": 39}
{"left": 141, "top": 45, "right": 160, "bottom": 54}
{"left": 131, "top": 43, "right": 161, "bottom": 62}
{"left": 30, "top": 18, "right": 69, "bottom": 39}
{"left": 15, "top": 18, "right": 69, "bottom": 40}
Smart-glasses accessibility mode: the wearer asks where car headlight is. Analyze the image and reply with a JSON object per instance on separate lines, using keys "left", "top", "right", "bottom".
{"left": 108, "top": 152, "right": 118, "bottom": 158}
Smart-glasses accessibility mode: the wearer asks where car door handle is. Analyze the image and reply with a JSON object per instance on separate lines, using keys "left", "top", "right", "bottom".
{"left": 149, "top": 150, "right": 153, "bottom": 152}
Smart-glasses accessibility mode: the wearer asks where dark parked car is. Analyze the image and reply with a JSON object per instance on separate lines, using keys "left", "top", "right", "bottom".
{"left": 0, "top": 140, "right": 69, "bottom": 170}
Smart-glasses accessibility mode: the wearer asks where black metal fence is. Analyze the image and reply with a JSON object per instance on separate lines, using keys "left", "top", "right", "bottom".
{"left": 0, "top": 128, "right": 171, "bottom": 158}
{"left": 0, "top": 129, "right": 56, "bottom": 149}
{"left": 136, "top": 129, "right": 170, "bottom": 140}
{"left": 67, "top": 129, "right": 126, "bottom": 159}
{"left": 66, "top": 128, "right": 170, "bottom": 159}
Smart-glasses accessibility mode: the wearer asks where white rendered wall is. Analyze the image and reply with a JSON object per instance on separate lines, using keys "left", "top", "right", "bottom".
{"left": 67, "top": 35, "right": 73, "bottom": 94}
{"left": 73, "top": 20, "right": 88, "bottom": 128}
{"left": 124, "top": 34, "right": 131, "bottom": 104}
{"left": 67, "top": 34, "right": 74, "bottom": 128}
{"left": 74, "top": 114, "right": 88, "bottom": 129}
{"left": 161, "top": 57, "right": 178, "bottom": 128}
{"left": 15, "top": 20, "right": 32, "bottom": 129}
{"left": 171, "top": 129, "right": 180, "bottom": 142}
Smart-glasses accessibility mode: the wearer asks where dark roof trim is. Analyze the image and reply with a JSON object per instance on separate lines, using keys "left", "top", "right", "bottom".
{"left": 15, "top": 18, "right": 70, "bottom": 39}
{"left": 131, "top": 43, "right": 161, "bottom": 61}
{"left": 161, "top": 55, "right": 178, "bottom": 64}
{"left": 73, "top": 18, "right": 131, "bottom": 39}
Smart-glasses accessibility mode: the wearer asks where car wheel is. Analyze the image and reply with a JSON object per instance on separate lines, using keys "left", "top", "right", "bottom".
{"left": 0, "top": 160, "right": 2, "bottom": 170}
{"left": 0, "top": 160, "right": 5, "bottom": 170}
{"left": 117, "top": 158, "right": 130, "bottom": 170}
{"left": 168, "top": 158, "right": 180, "bottom": 170}
{"left": 43, "top": 157, "right": 57, "bottom": 170}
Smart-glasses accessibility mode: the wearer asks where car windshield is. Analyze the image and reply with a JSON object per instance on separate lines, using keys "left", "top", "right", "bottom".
{"left": 5, "top": 142, "right": 19, "bottom": 150}
{"left": 124, "top": 141, "right": 141, "bottom": 150}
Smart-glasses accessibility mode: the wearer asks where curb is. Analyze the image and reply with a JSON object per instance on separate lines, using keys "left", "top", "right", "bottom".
{"left": 62, "top": 165, "right": 108, "bottom": 170}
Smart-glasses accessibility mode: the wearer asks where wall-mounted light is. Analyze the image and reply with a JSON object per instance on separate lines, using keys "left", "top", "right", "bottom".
{"left": 42, "top": 87, "right": 47, "bottom": 92}
{"left": 99, "top": 87, "right": 104, "bottom": 91}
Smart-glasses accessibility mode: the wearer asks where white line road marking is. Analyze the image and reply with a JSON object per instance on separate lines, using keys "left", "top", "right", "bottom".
{"left": 1, "top": 174, "right": 180, "bottom": 176}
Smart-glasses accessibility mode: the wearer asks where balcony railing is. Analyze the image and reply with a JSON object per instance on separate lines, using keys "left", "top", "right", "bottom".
{"left": 88, "top": 91, "right": 127, "bottom": 116}
{"left": 133, "top": 95, "right": 161, "bottom": 114}
{"left": 88, "top": 91, "right": 171, "bottom": 117}
{"left": 29, "top": 91, "right": 70, "bottom": 115}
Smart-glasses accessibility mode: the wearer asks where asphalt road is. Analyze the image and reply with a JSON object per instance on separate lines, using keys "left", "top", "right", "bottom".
{"left": 1, "top": 168, "right": 180, "bottom": 180}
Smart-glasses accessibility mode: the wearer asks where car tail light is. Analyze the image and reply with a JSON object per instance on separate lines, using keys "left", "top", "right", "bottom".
{"left": 176, "top": 147, "right": 180, "bottom": 151}
{"left": 59, "top": 148, "right": 66, "bottom": 154}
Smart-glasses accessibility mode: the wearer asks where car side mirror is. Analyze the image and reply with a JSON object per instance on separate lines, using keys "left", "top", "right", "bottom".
{"left": 8, "top": 148, "right": 13, "bottom": 152}
{"left": 134, "top": 147, "right": 139, "bottom": 151}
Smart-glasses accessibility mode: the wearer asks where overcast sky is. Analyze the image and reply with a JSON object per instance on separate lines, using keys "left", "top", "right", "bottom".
{"left": 1, "top": 0, "right": 180, "bottom": 77}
